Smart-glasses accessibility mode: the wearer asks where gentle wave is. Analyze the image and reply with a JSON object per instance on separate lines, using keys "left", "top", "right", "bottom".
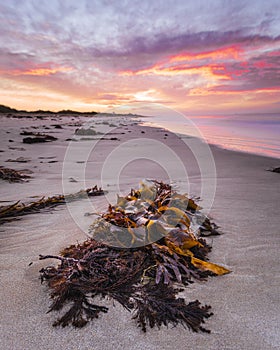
{"left": 142, "top": 114, "right": 280, "bottom": 159}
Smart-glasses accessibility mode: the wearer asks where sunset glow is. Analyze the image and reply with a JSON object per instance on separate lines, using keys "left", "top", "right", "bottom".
{"left": 170, "top": 46, "right": 243, "bottom": 62}
{"left": 0, "top": 0, "right": 279, "bottom": 115}
{"left": 15, "top": 67, "right": 72, "bottom": 76}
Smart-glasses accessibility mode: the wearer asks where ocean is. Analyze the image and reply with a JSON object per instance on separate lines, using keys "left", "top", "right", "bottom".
{"left": 142, "top": 113, "right": 280, "bottom": 159}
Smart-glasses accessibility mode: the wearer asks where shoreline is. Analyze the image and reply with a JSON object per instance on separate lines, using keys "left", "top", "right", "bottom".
{"left": 0, "top": 114, "right": 280, "bottom": 349}
{"left": 140, "top": 118, "right": 280, "bottom": 161}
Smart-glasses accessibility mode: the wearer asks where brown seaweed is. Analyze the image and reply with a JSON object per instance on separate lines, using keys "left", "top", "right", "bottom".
{"left": 23, "top": 135, "right": 57, "bottom": 143}
{"left": 0, "top": 186, "right": 105, "bottom": 224}
{"left": 21, "top": 130, "right": 58, "bottom": 143}
{"left": 0, "top": 166, "right": 31, "bottom": 183}
{"left": 40, "top": 181, "right": 230, "bottom": 333}
{"left": 268, "top": 166, "right": 280, "bottom": 173}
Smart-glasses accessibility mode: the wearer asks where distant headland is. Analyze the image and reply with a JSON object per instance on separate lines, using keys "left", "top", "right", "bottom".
{"left": 0, "top": 104, "right": 97, "bottom": 115}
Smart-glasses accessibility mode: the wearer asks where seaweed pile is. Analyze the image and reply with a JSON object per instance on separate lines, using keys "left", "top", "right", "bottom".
{"left": 0, "top": 186, "right": 105, "bottom": 224}
{"left": 0, "top": 166, "right": 31, "bottom": 182}
{"left": 40, "top": 181, "right": 230, "bottom": 333}
{"left": 20, "top": 130, "right": 57, "bottom": 143}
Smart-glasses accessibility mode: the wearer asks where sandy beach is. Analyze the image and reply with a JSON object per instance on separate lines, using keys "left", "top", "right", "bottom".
{"left": 0, "top": 113, "right": 280, "bottom": 350}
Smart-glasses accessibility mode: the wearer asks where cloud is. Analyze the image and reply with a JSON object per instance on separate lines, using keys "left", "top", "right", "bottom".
{"left": 201, "top": 50, "right": 280, "bottom": 93}
{"left": 0, "top": 0, "right": 280, "bottom": 113}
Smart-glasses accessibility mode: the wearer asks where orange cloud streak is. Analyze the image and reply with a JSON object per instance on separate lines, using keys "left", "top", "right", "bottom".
{"left": 169, "top": 46, "right": 242, "bottom": 62}
{"left": 119, "top": 45, "right": 244, "bottom": 82}
{"left": 5, "top": 66, "right": 73, "bottom": 76}
{"left": 189, "top": 86, "right": 280, "bottom": 96}
{"left": 121, "top": 63, "right": 231, "bottom": 80}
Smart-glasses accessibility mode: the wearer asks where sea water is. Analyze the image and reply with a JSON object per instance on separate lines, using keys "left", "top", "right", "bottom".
{"left": 143, "top": 113, "right": 280, "bottom": 159}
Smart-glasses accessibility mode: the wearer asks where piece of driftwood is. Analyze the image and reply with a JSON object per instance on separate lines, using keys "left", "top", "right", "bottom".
{"left": 40, "top": 181, "right": 230, "bottom": 333}
{"left": 0, "top": 166, "right": 31, "bottom": 182}
{"left": 0, "top": 186, "right": 105, "bottom": 224}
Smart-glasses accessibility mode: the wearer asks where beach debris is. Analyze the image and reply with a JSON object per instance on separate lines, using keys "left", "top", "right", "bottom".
{"left": 8, "top": 146, "right": 26, "bottom": 151}
{"left": 51, "top": 124, "right": 63, "bottom": 129}
{"left": 80, "top": 137, "right": 95, "bottom": 141}
{"left": 99, "top": 137, "right": 120, "bottom": 141}
{"left": 5, "top": 156, "right": 31, "bottom": 163}
{"left": 20, "top": 130, "right": 46, "bottom": 136}
{"left": 89, "top": 180, "right": 220, "bottom": 247}
{"left": 75, "top": 128, "right": 101, "bottom": 136}
{"left": 38, "top": 156, "right": 56, "bottom": 160}
{"left": 40, "top": 181, "right": 230, "bottom": 333}
{"left": 0, "top": 186, "right": 106, "bottom": 224}
{"left": 69, "top": 177, "right": 78, "bottom": 183}
{"left": 65, "top": 138, "right": 77, "bottom": 142}
{"left": 268, "top": 166, "right": 280, "bottom": 173}
{"left": 21, "top": 130, "right": 58, "bottom": 143}
{"left": 0, "top": 166, "right": 31, "bottom": 183}
{"left": 23, "top": 135, "right": 57, "bottom": 143}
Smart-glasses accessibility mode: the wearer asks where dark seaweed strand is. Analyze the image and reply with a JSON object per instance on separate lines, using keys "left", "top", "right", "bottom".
{"left": 40, "top": 238, "right": 214, "bottom": 332}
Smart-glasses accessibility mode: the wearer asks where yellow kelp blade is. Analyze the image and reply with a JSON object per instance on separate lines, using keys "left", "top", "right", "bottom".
{"left": 187, "top": 198, "right": 201, "bottom": 211}
{"left": 158, "top": 206, "right": 191, "bottom": 227}
{"left": 165, "top": 239, "right": 230, "bottom": 276}
{"left": 171, "top": 193, "right": 202, "bottom": 211}
{"left": 147, "top": 220, "right": 168, "bottom": 243}
{"left": 116, "top": 195, "right": 129, "bottom": 208}
{"left": 191, "top": 257, "right": 230, "bottom": 275}
{"left": 166, "top": 231, "right": 203, "bottom": 250}
{"left": 139, "top": 182, "right": 157, "bottom": 201}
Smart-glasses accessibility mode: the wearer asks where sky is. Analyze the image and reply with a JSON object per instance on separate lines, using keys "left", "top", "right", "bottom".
{"left": 0, "top": 0, "right": 280, "bottom": 115}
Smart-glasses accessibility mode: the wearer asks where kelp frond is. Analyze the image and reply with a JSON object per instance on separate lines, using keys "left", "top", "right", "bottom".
{"left": 0, "top": 166, "right": 31, "bottom": 182}
{"left": 0, "top": 185, "right": 105, "bottom": 224}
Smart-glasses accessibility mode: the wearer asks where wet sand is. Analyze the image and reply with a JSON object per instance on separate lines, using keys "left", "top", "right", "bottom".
{"left": 0, "top": 113, "right": 279, "bottom": 350}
